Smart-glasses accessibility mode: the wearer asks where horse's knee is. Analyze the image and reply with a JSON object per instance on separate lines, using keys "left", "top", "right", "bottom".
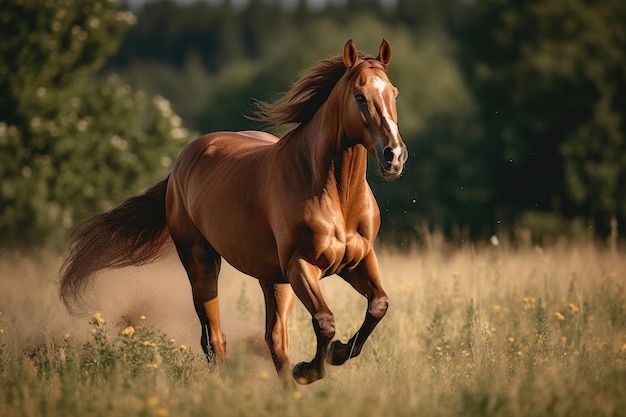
{"left": 313, "top": 312, "right": 335, "bottom": 340}
{"left": 368, "top": 295, "right": 389, "bottom": 320}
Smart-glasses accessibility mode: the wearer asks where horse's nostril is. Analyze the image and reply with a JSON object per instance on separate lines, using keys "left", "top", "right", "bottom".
{"left": 383, "top": 147, "right": 394, "bottom": 164}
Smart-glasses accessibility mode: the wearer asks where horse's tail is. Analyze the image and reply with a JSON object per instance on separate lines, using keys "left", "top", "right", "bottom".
{"left": 59, "top": 178, "right": 171, "bottom": 314}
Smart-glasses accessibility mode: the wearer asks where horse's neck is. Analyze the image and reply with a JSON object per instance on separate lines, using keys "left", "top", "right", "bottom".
{"left": 298, "top": 103, "right": 369, "bottom": 199}
{"left": 328, "top": 145, "right": 368, "bottom": 198}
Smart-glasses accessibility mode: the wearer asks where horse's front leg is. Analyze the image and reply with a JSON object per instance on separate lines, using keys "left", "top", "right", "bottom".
{"left": 328, "top": 249, "right": 389, "bottom": 366}
{"left": 260, "top": 281, "right": 295, "bottom": 384}
{"left": 286, "top": 258, "right": 335, "bottom": 385}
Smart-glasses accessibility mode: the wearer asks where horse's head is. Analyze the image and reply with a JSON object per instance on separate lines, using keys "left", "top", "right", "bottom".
{"left": 341, "top": 39, "right": 408, "bottom": 180}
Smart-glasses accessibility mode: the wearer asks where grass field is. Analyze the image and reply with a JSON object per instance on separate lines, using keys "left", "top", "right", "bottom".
{"left": 1, "top": 240, "right": 625, "bottom": 417}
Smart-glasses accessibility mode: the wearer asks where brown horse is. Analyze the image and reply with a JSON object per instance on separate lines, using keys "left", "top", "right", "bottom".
{"left": 60, "top": 39, "right": 407, "bottom": 384}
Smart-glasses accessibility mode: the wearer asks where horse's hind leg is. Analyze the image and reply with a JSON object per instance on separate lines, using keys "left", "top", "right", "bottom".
{"left": 176, "top": 239, "right": 225, "bottom": 361}
{"left": 329, "top": 250, "right": 388, "bottom": 366}
{"left": 169, "top": 221, "right": 225, "bottom": 362}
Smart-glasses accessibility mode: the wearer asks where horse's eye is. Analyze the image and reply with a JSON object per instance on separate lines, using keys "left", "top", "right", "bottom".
{"left": 355, "top": 93, "right": 366, "bottom": 105}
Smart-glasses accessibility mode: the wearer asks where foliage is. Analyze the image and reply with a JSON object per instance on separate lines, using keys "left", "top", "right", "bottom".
{"left": 0, "top": 313, "right": 197, "bottom": 417}
{"left": 0, "top": 0, "right": 191, "bottom": 248}
{"left": 461, "top": 0, "right": 626, "bottom": 236}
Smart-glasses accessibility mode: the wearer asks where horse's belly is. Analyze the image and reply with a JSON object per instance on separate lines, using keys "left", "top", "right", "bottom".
{"left": 218, "top": 241, "right": 285, "bottom": 282}
{"left": 196, "top": 205, "right": 284, "bottom": 281}
{"left": 193, "top": 208, "right": 281, "bottom": 279}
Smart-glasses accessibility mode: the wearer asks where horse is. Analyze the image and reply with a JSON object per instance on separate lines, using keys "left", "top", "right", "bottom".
{"left": 59, "top": 39, "right": 407, "bottom": 385}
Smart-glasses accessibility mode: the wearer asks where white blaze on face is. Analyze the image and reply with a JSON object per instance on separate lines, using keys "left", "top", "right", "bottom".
{"left": 372, "top": 76, "right": 401, "bottom": 151}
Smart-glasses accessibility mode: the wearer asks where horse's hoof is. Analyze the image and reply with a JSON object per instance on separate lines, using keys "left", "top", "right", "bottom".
{"left": 327, "top": 340, "right": 351, "bottom": 366}
{"left": 292, "top": 361, "right": 325, "bottom": 385}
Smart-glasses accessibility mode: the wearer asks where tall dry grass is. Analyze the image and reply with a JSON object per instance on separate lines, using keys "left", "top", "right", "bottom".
{"left": 1, "top": 241, "right": 625, "bottom": 416}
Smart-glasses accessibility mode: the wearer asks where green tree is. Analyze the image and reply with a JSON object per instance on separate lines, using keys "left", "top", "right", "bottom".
{"left": 0, "top": 0, "right": 191, "bottom": 248}
{"left": 461, "top": 0, "right": 626, "bottom": 237}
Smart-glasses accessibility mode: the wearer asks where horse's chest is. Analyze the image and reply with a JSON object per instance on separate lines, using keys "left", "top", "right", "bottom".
{"left": 286, "top": 190, "right": 377, "bottom": 275}
{"left": 338, "top": 232, "right": 370, "bottom": 270}
{"left": 309, "top": 220, "right": 372, "bottom": 276}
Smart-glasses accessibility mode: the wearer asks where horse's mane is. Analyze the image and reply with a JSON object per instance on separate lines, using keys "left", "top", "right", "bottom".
{"left": 251, "top": 52, "right": 377, "bottom": 132}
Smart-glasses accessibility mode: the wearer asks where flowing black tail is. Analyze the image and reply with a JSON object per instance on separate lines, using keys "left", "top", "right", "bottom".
{"left": 59, "top": 178, "right": 170, "bottom": 314}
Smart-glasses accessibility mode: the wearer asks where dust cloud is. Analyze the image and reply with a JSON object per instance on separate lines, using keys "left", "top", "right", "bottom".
{"left": 85, "top": 247, "right": 272, "bottom": 363}
{"left": 0, "top": 248, "right": 274, "bottom": 373}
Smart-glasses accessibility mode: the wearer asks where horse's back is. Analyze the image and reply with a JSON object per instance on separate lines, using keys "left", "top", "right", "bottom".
{"left": 177, "top": 130, "right": 276, "bottom": 161}
{"left": 170, "top": 130, "right": 277, "bottom": 185}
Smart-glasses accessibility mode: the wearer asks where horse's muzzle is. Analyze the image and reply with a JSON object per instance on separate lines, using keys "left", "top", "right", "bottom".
{"left": 379, "top": 145, "right": 408, "bottom": 180}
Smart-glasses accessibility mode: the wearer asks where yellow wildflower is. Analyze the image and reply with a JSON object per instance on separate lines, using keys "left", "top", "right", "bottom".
{"left": 120, "top": 326, "right": 135, "bottom": 336}
{"left": 0, "top": 327, "right": 5, "bottom": 335}
{"left": 139, "top": 315, "right": 146, "bottom": 320}
{"left": 91, "top": 312, "right": 105, "bottom": 325}
{"left": 568, "top": 303, "right": 579, "bottom": 313}
{"left": 523, "top": 296, "right": 537, "bottom": 310}
{"left": 554, "top": 312, "right": 565, "bottom": 321}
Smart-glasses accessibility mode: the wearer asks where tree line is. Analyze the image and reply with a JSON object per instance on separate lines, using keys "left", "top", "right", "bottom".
{"left": 1, "top": 0, "right": 625, "bottom": 248}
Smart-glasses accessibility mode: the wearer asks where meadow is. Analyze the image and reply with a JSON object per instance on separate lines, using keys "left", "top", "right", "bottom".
{"left": 1, "top": 239, "right": 625, "bottom": 417}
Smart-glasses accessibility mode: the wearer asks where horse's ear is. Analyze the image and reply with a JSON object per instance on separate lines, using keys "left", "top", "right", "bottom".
{"left": 343, "top": 39, "right": 359, "bottom": 69}
{"left": 377, "top": 38, "right": 392, "bottom": 66}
